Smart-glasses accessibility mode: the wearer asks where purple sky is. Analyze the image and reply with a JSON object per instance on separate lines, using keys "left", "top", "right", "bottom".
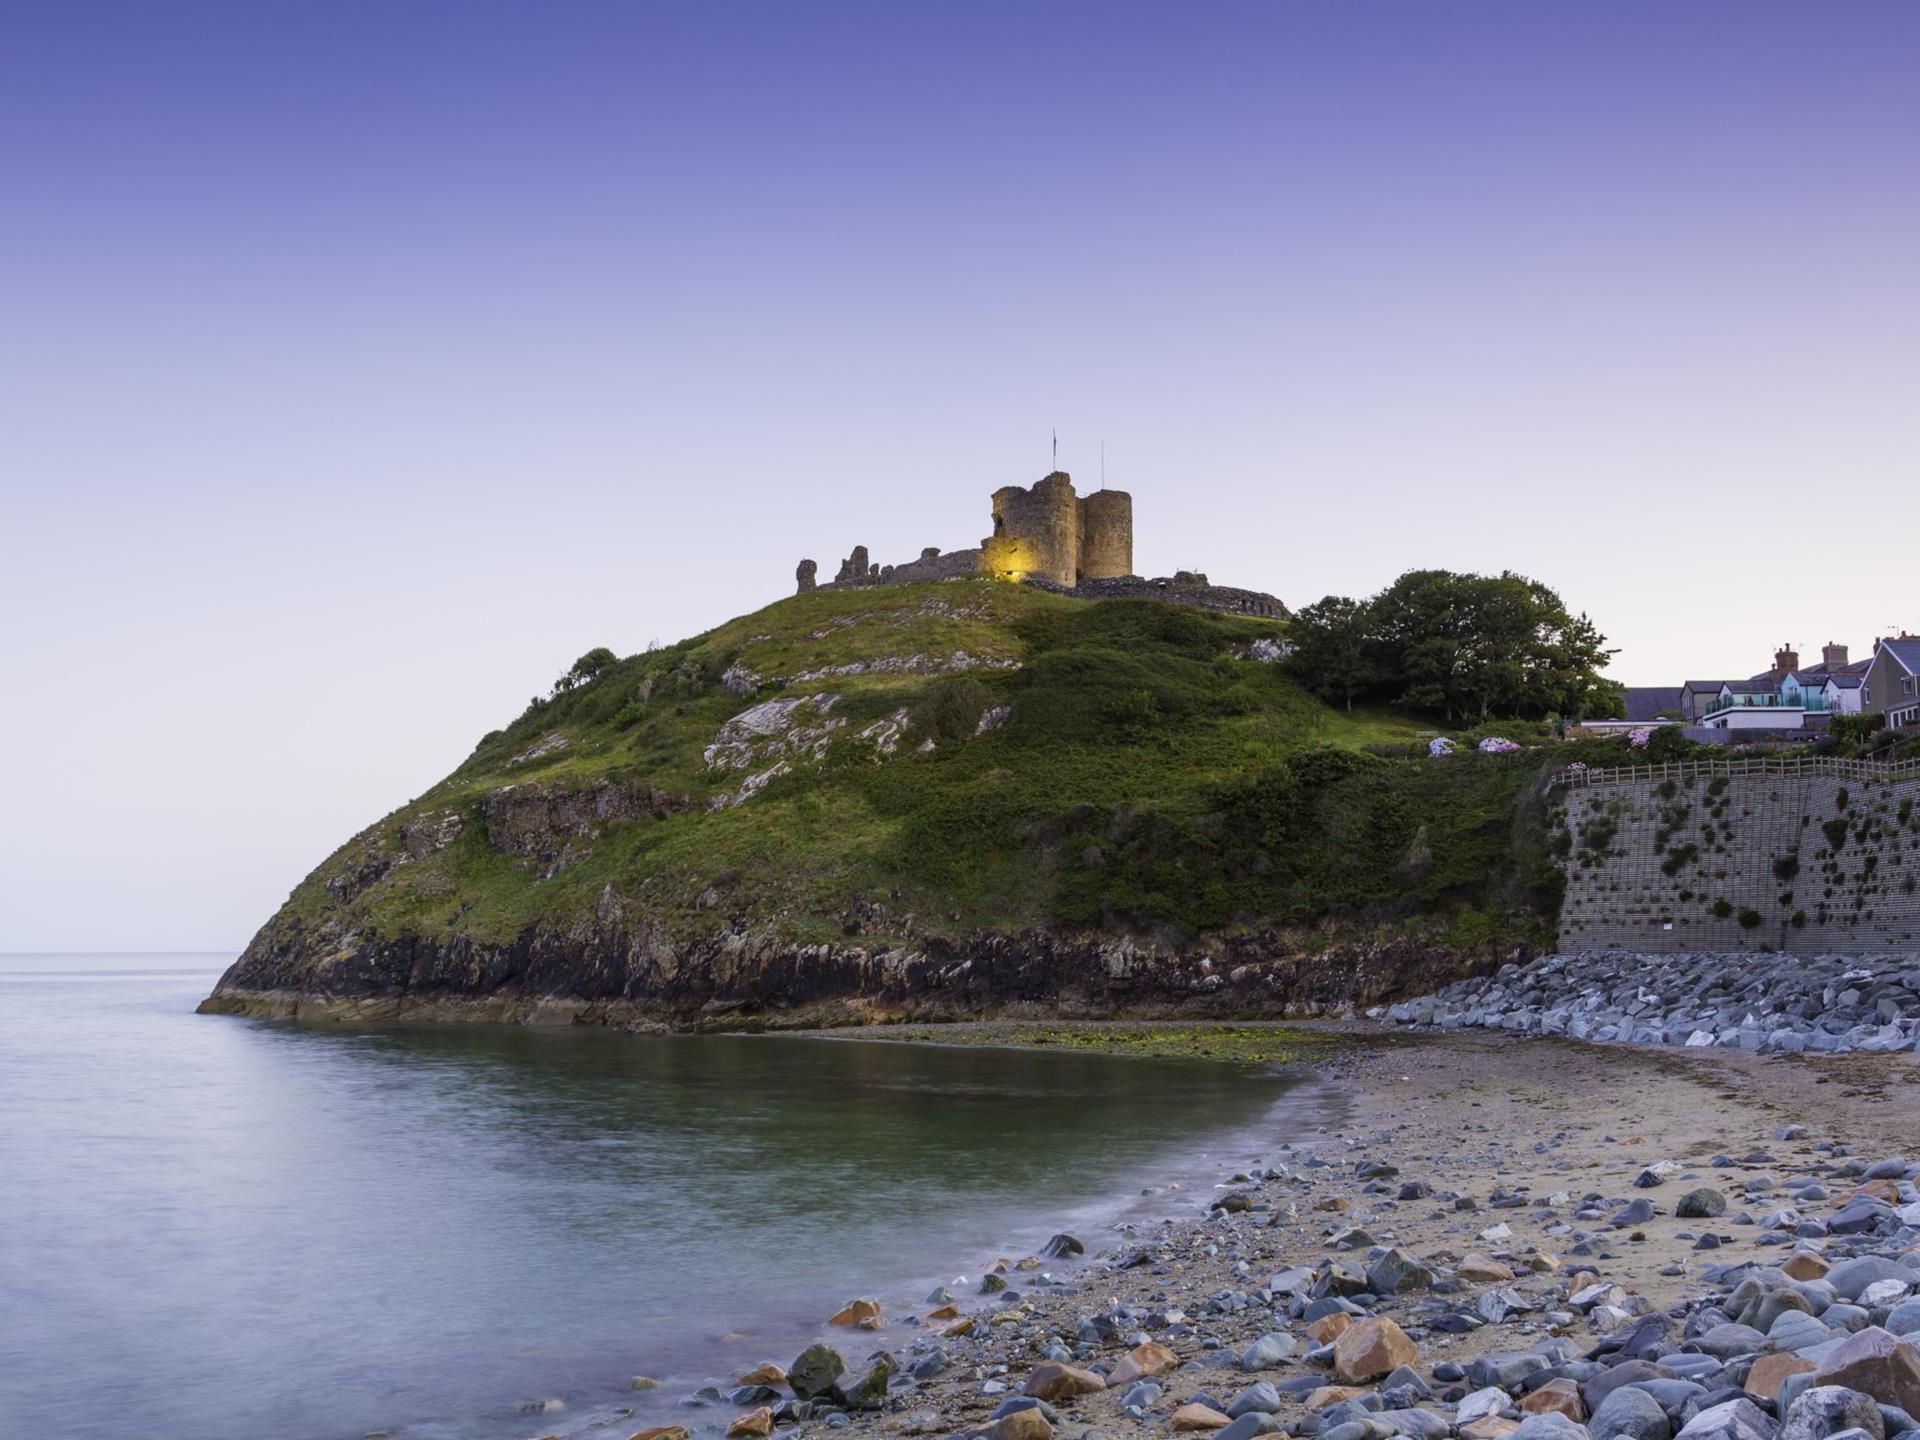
{"left": 4, "top": 3, "right": 1918, "bottom": 949}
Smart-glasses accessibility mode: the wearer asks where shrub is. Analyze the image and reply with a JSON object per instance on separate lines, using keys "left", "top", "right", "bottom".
{"left": 1822, "top": 818, "right": 1849, "bottom": 852}
{"left": 1710, "top": 898, "right": 1734, "bottom": 918}
{"left": 1738, "top": 908, "right": 1763, "bottom": 929}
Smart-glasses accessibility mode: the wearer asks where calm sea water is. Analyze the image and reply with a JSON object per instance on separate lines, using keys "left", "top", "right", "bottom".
{"left": 0, "top": 954, "right": 1323, "bottom": 1440}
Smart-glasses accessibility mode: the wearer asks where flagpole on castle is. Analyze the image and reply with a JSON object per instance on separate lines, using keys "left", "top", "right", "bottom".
{"left": 1052, "top": 428, "right": 1057, "bottom": 473}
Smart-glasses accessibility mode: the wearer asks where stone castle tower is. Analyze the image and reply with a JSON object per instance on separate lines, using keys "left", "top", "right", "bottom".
{"left": 981, "top": 472, "right": 1132, "bottom": 587}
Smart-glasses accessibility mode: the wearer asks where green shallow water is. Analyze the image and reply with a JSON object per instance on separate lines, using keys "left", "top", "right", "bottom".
{"left": 0, "top": 954, "right": 1329, "bottom": 1440}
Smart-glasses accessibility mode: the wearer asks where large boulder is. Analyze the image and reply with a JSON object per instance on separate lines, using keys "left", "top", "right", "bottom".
{"left": 788, "top": 1344, "right": 846, "bottom": 1401}
{"left": 1333, "top": 1317, "right": 1420, "bottom": 1383}
{"left": 1827, "top": 1263, "right": 1920, "bottom": 1305}
{"left": 1024, "top": 1362, "right": 1105, "bottom": 1402}
{"left": 1673, "top": 1398, "right": 1777, "bottom": 1440}
{"left": 1779, "top": 1386, "right": 1886, "bottom": 1440}
{"left": 1813, "top": 1329, "right": 1920, "bottom": 1415}
{"left": 1589, "top": 1385, "right": 1674, "bottom": 1440}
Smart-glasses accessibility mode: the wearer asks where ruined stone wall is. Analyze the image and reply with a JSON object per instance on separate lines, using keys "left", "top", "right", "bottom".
{"left": 1557, "top": 769, "right": 1920, "bottom": 953}
{"left": 1066, "top": 573, "right": 1287, "bottom": 618}
{"left": 1077, "top": 488, "right": 1133, "bottom": 581}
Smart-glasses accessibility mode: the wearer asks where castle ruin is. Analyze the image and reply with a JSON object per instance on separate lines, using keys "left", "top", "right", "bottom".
{"left": 795, "top": 471, "right": 1285, "bottom": 618}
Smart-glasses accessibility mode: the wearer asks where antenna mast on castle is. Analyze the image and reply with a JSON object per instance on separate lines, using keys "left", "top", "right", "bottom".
{"left": 1052, "top": 427, "right": 1057, "bottom": 472}
{"left": 1100, "top": 439, "right": 1106, "bottom": 490}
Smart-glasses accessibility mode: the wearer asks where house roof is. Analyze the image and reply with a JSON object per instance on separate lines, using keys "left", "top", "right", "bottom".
{"left": 1726, "top": 679, "right": 1777, "bottom": 695}
{"left": 1877, "top": 638, "right": 1920, "bottom": 674}
{"left": 1682, "top": 680, "right": 1727, "bottom": 695}
{"left": 1624, "top": 686, "right": 1684, "bottom": 722}
{"left": 1826, "top": 674, "right": 1865, "bottom": 689}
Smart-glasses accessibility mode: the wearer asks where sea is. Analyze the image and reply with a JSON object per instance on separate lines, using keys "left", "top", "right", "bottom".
{"left": 0, "top": 953, "right": 1330, "bottom": 1440}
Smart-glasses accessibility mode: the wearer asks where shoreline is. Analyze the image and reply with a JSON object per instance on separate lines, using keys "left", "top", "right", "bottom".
{"left": 541, "top": 1022, "right": 1920, "bottom": 1440}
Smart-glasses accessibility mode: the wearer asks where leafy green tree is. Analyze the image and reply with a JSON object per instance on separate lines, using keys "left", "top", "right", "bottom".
{"left": 1282, "top": 595, "right": 1378, "bottom": 711}
{"left": 553, "top": 646, "right": 617, "bottom": 694}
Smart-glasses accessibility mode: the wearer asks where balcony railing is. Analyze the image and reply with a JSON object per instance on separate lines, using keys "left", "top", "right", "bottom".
{"left": 1703, "top": 692, "right": 1828, "bottom": 717}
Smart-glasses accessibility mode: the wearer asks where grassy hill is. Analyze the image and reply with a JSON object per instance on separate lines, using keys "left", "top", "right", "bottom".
{"left": 207, "top": 579, "right": 1562, "bottom": 1025}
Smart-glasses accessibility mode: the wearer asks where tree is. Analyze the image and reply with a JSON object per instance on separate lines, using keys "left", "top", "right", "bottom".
{"left": 1292, "top": 568, "right": 1618, "bottom": 722}
{"left": 553, "top": 646, "right": 617, "bottom": 695}
{"left": 1283, "top": 596, "right": 1378, "bottom": 711}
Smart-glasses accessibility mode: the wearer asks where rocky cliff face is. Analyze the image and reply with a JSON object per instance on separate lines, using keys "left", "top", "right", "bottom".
{"left": 199, "top": 917, "right": 1520, "bottom": 1029}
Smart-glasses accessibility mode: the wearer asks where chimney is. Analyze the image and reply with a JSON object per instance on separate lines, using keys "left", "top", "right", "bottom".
{"left": 1773, "top": 642, "right": 1799, "bottom": 680}
{"left": 1822, "top": 641, "right": 1849, "bottom": 670}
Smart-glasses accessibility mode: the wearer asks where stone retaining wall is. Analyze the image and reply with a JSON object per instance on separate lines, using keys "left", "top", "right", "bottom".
{"left": 1558, "top": 770, "right": 1920, "bottom": 952}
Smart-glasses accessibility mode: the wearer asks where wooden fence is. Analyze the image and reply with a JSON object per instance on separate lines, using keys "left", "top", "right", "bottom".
{"left": 1552, "top": 754, "right": 1920, "bottom": 790}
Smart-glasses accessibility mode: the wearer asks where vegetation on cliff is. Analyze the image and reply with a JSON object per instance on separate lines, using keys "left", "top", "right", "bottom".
{"left": 239, "top": 577, "right": 1574, "bottom": 991}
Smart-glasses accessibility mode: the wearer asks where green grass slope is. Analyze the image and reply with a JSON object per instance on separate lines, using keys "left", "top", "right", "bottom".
{"left": 264, "top": 578, "right": 1560, "bottom": 965}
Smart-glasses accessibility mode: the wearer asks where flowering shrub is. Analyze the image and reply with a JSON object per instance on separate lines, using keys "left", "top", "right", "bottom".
{"left": 1477, "top": 737, "right": 1521, "bottom": 754}
{"left": 1428, "top": 736, "right": 1456, "bottom": 758}
{"left": 1628, "top": 726, "right": 1655, "bottom": 749}
{"left": 1567, "top": 761, "right": 1588, "bottom": 775}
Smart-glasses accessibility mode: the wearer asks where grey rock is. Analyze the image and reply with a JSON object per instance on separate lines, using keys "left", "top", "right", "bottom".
{"left": 1779, "top": 1386, "right": 1886, "bottom": 1440}
{"left": 1591, "top": 1385, "right": 1676, "bottom": 1440}
{"left": 1229, "top": 1383, "right": 1284, "bottom": 1418}
{"left": 1674, "top": 1398, "right": 1778, "bottom": 1440}
{"left": 1242, "top": 1333, "right": 1297, "bottom": 1370}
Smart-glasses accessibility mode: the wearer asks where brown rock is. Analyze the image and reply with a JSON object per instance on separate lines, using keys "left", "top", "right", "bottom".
{"left": 1171, "top": 1403, "right": 1233, "bottom": 1431}
{"left": 628, "top": 1430, "right": 691, "bottom": 1440}
{"left": 1851, "top": 1180, "right": 1901, "bottom": 1204}
{"left": 1106, "top": 1341, "right": 1181, "bottom": 1389}
{"left": 987, "top": 1409, "right": 1054, "bottom": 1440}
{"left": 828, "top": 1298, "right": 882, "bottom": 1327}
{"left": 1520, "top": 1379, "right": 1584, "bottom": 1421}
{"left": 1461, "top": 1419, "right": 1521, "bottom": 1440}
{"left": 942, "top": 1316, "right": 976, "bottom": 1338}
{"left": 1332, "top": 1316, "right": 1419, "bottom": 1384}
{"left": 1305, "top": 1313, "right": 1353, "bottom": 1344}
{"left": 1782, "top": 1252, "right": 1831, "bottom": 1282}
{"left": 1527, "top": 1250, "right": 1563, "bottom": 1273}
{"left": 1024, "top": 1362, "right": 1106, "bottom": 1401}
{"left": 1459, "top": 1254, "right": 1516, "bottom": 1283}
{"left": 727, "top": 1409, "right": 774, "bottom": 1439}
{"left": 927, "top": 1304, "right": 959, "bottom": 1321}
{"left": 1306, "top": 1386, "right": 1367, "bottom": 1410}
{"left": 1814, "top": 1326, "right": 1920, "bottom": 1415}
{"left": 1745, "top": 1353, "right": 1816, "bottom": 1401}
{"left": 737, "top": 1363, "right": 787, "bottom": 1388}
{"left": 1315, "top": 1196, "right": 1351, "bottom": 1213}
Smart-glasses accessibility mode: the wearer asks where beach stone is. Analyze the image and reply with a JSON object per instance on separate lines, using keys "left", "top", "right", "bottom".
{"left": 1242, "top": 1333, "right": 1298, "bottom": 1370}
{"left": 1307, "top": 1386, "right": 1368, "bottom": 1410}
{"left": 1308, "top": 1313, "right": 1355, "bottom": 1344}
{"left": 1462, "top": 1389, "right": 1520, "bottom": 1423}
{"left": 1333, "top": 1317, "right": 1419, "bottom": 1383}
{"left": 988, "top": 1409, "right": 1055, "bottom": 1440}
{"left": 1106, "top": 1341, "right": 1179, "bottom": 1389}
{"left": 1829, "top": 1266, "right": 1920, "bottom": 1304}
{"left": 827, "top": 1298, "right": 883, "bottom": 1327}
{"left": 1883, "top": 1302, "right": 1920, "bottom": 1338}
{"left": 1474, "top": 1353, "right": 1553, "bottom": 1391}
{"left": 631, "top": 1377, "right": 663, "bottom": 1391}
{"left": 1172, "top": 1403, "right": 1234, "bottom": 1431}
{"left": 629, "top": 1429, "right": 690, "bottom": 1440}
{"left": 737, "top": 1363, "right": 786, "bottom": 1388}
{"left": 1698, "top": 1324, "right": 1771, "bottom": 1359}
{"left": 1217, "top": 1415, "right": 1286, "bottom": 1440}
{"left": 912, "top": 1349, "right": 951, "bottom": 1381}
{"left": 1614, "top": 1200, "right": 1658, "bottom": 1228}
{"left": 1463, "top": 1254, "right": 1518, "bottom": 1283}
{"left": 1679, "top": 1191, "right": 1729, "bottom": 1220}
{"left": 1369, "top": 1248, "right": 1437, "bottom": 1295}
{"left": 1590, "top": 1386, "right": 1673, "bottom": 1440}
{"left": 728, "top": 1408, "right": 775, "bottom": 1438}
{"left": 1040, "top": 1233, "right": 1084, "bottom": 1259}
{"left": 1814, "top": 1330, "right": 1920, "bottom": 1414}
{"left": 789, "top": 1345, "right": 847, "bottom": 1401}
{"left": 1462, "top": 1420, "right": 1523, "bottom": 1440}
{"left": 1523, "top": 1381, "right": 1588, "bottom": 1422}
{"left": 1024, "top": 1363, "right": 1104, "bottom": 1402}
{"left": 836, "top": 1361, "right": 890, "bottom": 1410}
{"left": 1510, "top": 1414, "right": 1592, "bottom": 1440}
{"left": 1779, "top": 1387, "right": 1886, "bottom": 1440}
{"left": 1228, "top": 1382, "right": 1284, "bottom": 1418}
{"left": 1672, "top": 1398, "right": 1777, "bottom": 1440}
{"left": 1750, "top": 1357, "right": 1820, "bottom": 1402}
{"left": 1584, "top": 1362, "right": 1673, "bottom": 1415}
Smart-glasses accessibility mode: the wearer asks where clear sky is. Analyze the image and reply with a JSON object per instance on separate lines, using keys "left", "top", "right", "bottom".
{"left": 3, "top": 2, "right": 1917, "bottom": 951}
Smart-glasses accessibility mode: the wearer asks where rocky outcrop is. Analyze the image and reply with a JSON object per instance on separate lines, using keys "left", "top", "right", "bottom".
{"left": 478, "top": 780, "right": 692, "bottom": 875}
{"left": 199, "top": 920, "right": 1518, "bottom": 1029}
